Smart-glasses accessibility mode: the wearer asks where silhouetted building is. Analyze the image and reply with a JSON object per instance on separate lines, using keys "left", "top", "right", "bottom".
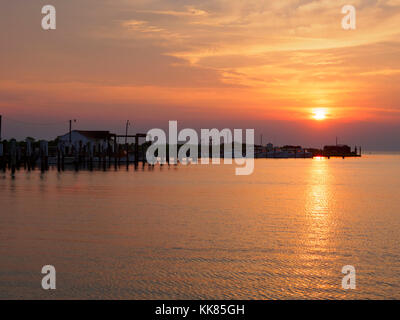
{"left": 282, "top": 145, "right": 302, "bottom": 152}
{"left": 58, "top": 130, "right": 113, "bottom": 145}
{"left": 323, "top": 144, "right": 351, "bottom": 155}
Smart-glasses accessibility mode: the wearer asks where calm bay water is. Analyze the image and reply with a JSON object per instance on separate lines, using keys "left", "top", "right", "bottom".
{"left": 1, "top": 155, "right": 400, "bottom": 299}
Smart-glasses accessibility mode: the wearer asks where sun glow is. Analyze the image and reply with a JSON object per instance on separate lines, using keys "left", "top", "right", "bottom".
{"left": 312, "top": 108, "right": 328, "bottom": 121}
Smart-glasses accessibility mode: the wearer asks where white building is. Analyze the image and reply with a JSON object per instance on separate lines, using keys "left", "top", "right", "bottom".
{"left": 58, "top": 130, "right": 113, "bottom": 145}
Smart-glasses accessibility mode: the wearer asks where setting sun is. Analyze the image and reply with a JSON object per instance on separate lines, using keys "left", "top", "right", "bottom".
{"left": 312, "top": 108, "right": 328, "bottom": 121}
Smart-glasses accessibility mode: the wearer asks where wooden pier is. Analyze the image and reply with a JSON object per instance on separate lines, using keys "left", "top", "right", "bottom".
{"left": 0, "top": 133, "right": 152, "bottom": 176}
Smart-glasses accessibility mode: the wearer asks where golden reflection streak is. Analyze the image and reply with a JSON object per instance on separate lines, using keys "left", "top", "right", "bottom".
{"left": 292, "top": 157, "right": 337, "bottom": 298}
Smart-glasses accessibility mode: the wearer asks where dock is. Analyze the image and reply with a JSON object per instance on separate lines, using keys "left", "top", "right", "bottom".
{"left": 0, "top": 133, "right": 152, "bottom": 176}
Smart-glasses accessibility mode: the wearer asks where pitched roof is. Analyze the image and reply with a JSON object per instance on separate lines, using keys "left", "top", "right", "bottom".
{"left": 75, "top": 130, "right": 111, "bottom": 140}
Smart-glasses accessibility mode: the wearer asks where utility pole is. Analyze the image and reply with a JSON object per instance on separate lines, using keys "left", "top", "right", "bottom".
{"left": 0, "top": 115, "right": 2, "bottom": 142}
{"left": 125, "top": 120, "right": 130, "bottom": 145}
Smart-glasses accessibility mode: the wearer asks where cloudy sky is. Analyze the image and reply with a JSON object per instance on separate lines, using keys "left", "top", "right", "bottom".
{"left": 1, "top": 0, "right": 400, "bottom": 149}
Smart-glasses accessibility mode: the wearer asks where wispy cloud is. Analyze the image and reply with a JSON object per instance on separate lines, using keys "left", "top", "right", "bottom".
{"left": 1, "top": 0, "right": 400, "bottom": 142}
{"left": 136, "top": 6, "right": 208, "bottom": 17}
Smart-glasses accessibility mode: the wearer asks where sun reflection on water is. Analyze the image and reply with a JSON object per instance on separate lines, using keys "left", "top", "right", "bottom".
{"left": 294, "top": 157, "right": 339, "bottom": 297}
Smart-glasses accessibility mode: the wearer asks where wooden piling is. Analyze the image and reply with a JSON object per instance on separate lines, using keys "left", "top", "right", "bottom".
{"left": 126, "top": 143, "right": 129, "bottom": 170}
{"left": 134, "top": 136, "right": 139, "bottom": 168}
{"left": 61, "top": 142, "right": 65, "bottom": 171}
{"left": 23, "top": 147, "right": 27, "bottom": 170}
{"left": 142, "top": 146, "right": 146, "bottom": 168}
{"left": 26, "top": 138, "right": 33, "bottom": 171}
{"left": 102, "top": 140, "right": 107, "bottom": 171}
{"left": 39, "top": 140, "right": 48, "bottom": 173}
{"left": 87, "top": 142, "right": 93, "bottom": 171}
{"left": 114, "top": 141, "right": 118, "bottom": 170}
{"left": 73, "top": 141, "right": 79, "bottom": 171}
{"left": 32, "top": 143, "right": 37, "bottom": 170}
{"left": 79, "top": 141, "right": 84, "bottom": 169}
{"left": 0, "top": 142, "right": 4, "bottom": 172}
{"left": 10, "top": 139, "right": 17, "bottom": 176}
{"left": 16, "top": 146, "right": 22, "bottom": 170}
{"left": 97, "top": 142, "right": 101, "bottom": 169}
{"left": 57, "top": 148, "right": 61, "bottom": 171}
{"left": 57, "top": 141, "right": 62, "bottom": 172}
{"left": 107, "top": 141, "right": 111, "bottom": 169}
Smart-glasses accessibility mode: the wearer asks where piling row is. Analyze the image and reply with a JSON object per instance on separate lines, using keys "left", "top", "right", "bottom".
{"left": 0, "top": 139, "right": 150, "bottom": 176}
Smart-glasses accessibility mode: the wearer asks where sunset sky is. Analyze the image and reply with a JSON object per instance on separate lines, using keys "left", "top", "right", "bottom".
{"left": 1, "top": 0, "right": 400, "bottom": 149}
